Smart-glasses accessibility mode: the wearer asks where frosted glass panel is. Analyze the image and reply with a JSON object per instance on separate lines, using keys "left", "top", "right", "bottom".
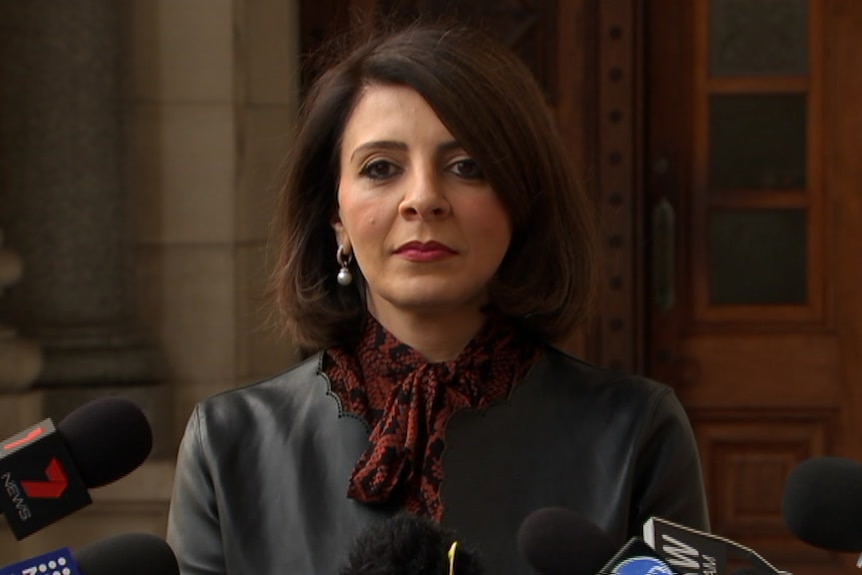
{"left": 709, "top": 94, "right": 806, "bottom": 190}
{"left": 709, "top": 210, "right": 807, "bottom": 305}
{"left": 710, "top": 0, "right": 808, "bottom": 76}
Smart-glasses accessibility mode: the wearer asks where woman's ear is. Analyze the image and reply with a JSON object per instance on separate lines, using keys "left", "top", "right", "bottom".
{"left": 331, "top": 217, "right": 349, "bottom": 250}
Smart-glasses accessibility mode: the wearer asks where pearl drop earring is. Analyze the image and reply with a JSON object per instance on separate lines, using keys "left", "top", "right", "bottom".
{"left": 336, "top": 245, "right": 353, "bottom": 286}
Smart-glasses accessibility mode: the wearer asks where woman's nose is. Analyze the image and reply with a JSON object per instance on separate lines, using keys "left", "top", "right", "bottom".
{"left": 398, "top": 170, "right": 451, "bottom": 220}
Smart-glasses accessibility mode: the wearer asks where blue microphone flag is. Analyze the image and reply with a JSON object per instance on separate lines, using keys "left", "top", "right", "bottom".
{"left": 0, "top": 547, "right": 81, "bottom": 575}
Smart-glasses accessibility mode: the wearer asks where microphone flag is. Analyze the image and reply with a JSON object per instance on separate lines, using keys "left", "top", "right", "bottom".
{"left": 643, "top": 517, "right": 789, "bottom": 575}
{"left": 0, "top": 420, "right": 91, "bottom": 539}
{"left": 0, "top": 547, "right": 81, "bottom": 575}
{"left": 600, "top": 537, "right": 676, "bottom": 574}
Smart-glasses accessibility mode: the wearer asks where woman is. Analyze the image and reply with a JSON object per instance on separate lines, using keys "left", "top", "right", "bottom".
{"left": 166, "top": 23, "right": 709, "bottom": 575}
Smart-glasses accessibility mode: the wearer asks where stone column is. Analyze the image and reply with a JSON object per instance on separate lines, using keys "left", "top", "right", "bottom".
{"left": 0, "top": 228, "right": 43, "bottom": 390}
{"left": 0, "top": 1, "right": 162, "bottom": 388}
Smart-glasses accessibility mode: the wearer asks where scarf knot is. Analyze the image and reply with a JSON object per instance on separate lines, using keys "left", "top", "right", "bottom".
{"left": 323, "top": 315, "right": 541, "bottom": 520}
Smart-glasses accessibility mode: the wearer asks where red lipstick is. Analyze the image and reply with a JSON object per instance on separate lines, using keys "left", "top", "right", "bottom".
{"left": 395, "top": 241, "right": 457, "bottom": 262}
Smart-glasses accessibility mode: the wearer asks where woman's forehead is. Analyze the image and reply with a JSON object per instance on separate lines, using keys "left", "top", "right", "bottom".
{"left": 340, "top": 85, "right": 456, "bottom": 155}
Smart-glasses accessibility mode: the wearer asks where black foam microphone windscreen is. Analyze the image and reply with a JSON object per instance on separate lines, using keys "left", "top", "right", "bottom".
{"left": 340, "top": 513, "right": 485, "bottom": 575}
{"left": 76, "top": 532, "right": 179, "bottom": 575}
{"left": 516, "top": 507, "right": 619, "bottom": 575}
{"left": 57, "top": 396, "right": 153, "bottom": 487}
{"left": 783, "top": 456, "right": 862, "bottom": 552}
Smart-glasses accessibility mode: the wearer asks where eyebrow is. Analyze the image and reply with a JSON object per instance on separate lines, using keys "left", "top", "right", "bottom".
{"left": 349, "top": 139, "right": 463, "bottom": 161}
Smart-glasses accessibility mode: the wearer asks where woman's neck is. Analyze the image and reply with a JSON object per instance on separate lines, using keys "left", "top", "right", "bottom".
{"left": 367, "top": 306, "right": 487, "bottom": 363}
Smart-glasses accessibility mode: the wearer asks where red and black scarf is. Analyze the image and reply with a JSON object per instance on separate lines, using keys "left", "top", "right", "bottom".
{"left": 323, "top": 314, "right": 542, "bottom": 520}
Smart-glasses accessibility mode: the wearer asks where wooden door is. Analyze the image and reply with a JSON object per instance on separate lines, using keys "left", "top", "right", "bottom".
{"left": 645, "top": 1, "right": 862, "bottom": 574}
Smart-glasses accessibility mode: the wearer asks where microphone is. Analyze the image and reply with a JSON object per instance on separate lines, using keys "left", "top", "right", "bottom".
{"left": 642, "top": 517, "right": 789, "bottom": 575}
{"left": 0, "top": 397, "right": 153, "bottom": 539}
{"left": 783, "top": 456, "right": 862, "bottom": 556}
{"left": 516, "top": 506, "right": 674, "bottom": 575}
{"left": 340, "top": 512, "right": 485, "bottom": 575}
{"left": 0, "top": 532, "right": 178, "bottom": 575}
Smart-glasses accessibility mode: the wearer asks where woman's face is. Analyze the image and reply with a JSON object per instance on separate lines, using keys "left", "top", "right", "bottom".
{"left": 333, "top": 84, "right": 512, "bottom": 323}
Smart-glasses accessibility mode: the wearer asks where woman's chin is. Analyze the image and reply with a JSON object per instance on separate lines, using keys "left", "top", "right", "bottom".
{"left": 370, "top": 285, "right": 488, "bottom": 316}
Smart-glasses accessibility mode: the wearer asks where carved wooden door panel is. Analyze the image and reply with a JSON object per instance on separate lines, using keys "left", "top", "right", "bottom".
{"left": 646, "top": 1, "right": 862, "bottom": 574}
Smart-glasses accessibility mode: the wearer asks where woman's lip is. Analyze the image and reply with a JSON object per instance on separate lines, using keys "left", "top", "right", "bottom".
{"left": 395, "top": 242, "right": 458, "bottom": 261}
{"left": 395, "top": 241, "right": 457, "bottom": 254}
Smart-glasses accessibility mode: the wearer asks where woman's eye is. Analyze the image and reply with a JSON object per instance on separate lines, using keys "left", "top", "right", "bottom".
{"left": 360, "top": 159, "right": 400, "bottom": 180}
{"left": 450, "top": 158, "right": 484, "bottom": 180}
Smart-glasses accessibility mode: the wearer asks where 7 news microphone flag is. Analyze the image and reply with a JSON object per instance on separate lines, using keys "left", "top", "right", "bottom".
{"left": 0, "top": 419, "right": 90, "bottom": 539}
{"left": 0, "top": 396, "right": 153, "bottom": 540}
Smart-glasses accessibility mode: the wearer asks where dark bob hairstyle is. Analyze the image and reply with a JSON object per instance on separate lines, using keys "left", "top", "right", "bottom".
{"left": 268, "top": 23, "right": 599, "bottom": 352}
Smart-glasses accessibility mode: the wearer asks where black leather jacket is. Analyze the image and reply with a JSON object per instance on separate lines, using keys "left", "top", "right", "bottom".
{"left": 166, "top": 346, "right": 709, "bottom": 575}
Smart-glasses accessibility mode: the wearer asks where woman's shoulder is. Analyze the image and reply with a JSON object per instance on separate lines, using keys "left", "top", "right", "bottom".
{"left": 517, "top": 344, "right": 688, "bottom": 429}
{"left": 191, "top": 352, "right": 329, "bottom": 426}
{"left": 537, "top": 344, "right": 672, "bottom": 398}
{"left": 177, "top": 351, "right": 372, "bottom": 473}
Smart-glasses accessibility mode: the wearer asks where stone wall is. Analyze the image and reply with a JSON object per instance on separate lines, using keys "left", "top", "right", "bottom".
{"left": 0, "top": 0, "right": 301, "bottom": 562}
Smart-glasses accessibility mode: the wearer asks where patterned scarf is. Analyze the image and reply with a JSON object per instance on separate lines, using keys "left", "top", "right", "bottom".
{"left": 323, "top": 314, "right": 542, "bottom": 520}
